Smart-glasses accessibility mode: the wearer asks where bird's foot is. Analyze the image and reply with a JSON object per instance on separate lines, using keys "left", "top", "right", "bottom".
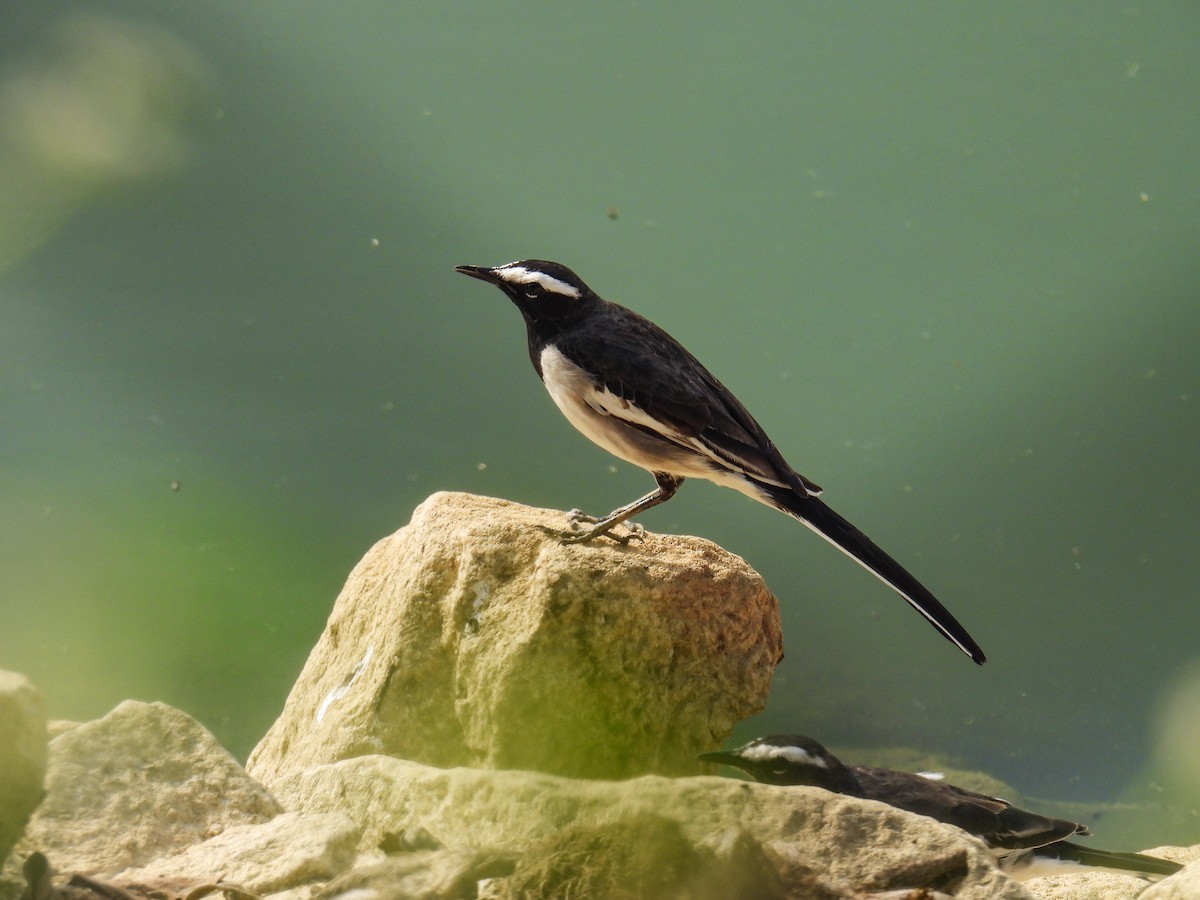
{"left": 560, "top": 510, "right": 645, "bottom": 545}
{"left": 565, "top": 508, "right": 599, "bottom": 526}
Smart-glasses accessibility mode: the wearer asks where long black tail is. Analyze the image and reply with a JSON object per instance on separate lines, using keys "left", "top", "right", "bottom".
{"left": 764, "top": 486, "right": 986, "bottom": 664}
{"left": 1036, "top": 841, "right": 1182, "bottom": 880}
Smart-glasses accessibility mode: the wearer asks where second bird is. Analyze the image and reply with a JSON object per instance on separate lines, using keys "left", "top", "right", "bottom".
{"left": 455, "top": 259, "right": 985, "bottom": 664}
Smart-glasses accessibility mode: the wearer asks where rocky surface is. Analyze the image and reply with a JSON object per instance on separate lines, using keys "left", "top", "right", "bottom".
{"left": 484, "top": 812, "right": 789, "bottom": 899}
{"left": 19, "top": 699, "right": 280, "bottom": 876}
{"left": 0, "top": 671, "right": 46, "bottom": 864}
{"left": 116, "top": 811, "right": 359, "bottom": 895}
{"left": 318, "top": 849, "right": 519, "bottom": 900}
{"left": 247, "top": 491, "right": 783, "bottom": 784}
{"left": 5, "top": 494, "right": 1198, "bottom": 899}
{"left": 0, "top": 695, "right": 1047, "bottom": 900}
{"left": 273, "top": 753, "right": 1031, "bottom": 899}
{"left": 1139, "top": 853, "right": 1200, "bottom": 900}
{"left": 4, "top": 686, "right": 1188, "bottom": 900}
{"left": 1025, "top": 845, "right": 1199, "bottom": 900}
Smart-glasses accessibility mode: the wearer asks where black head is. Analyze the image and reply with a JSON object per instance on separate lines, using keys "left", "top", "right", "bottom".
{"left": 454, "top": 259, "right": 596, "bottom": 319}
{"left": 698, "top": 734, "right": 849, "bottom": 789}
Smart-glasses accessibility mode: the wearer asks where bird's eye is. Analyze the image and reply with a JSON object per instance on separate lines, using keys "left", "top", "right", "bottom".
{"left": 523, "top": 284, "right": 541, "bottom": 299}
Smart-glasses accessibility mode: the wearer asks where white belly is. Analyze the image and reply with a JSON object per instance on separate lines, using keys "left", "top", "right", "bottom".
{"left": 537, "top": 345, "right": 770, "bottom": 503}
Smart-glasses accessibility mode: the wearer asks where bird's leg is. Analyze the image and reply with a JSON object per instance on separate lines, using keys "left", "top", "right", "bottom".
{"left": 562, "top": 473, "right": 683, "bottom": 544}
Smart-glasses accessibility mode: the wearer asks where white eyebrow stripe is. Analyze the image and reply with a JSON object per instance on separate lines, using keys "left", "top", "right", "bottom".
{"left": 496, "top": 265, "right": 581, "bottom": 298}
{"left": 740, "top": 743, "right": 829, "bottom": 768}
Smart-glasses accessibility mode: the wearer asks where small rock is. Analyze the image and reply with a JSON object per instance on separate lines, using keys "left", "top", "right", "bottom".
{"left": 117, "top": 811, "right": 359, "bottom": 895}
{"left": 20, "top": 700, "right": 281, "bottom": 876}
{"left": 248, "top": 492, "right": 782, "bottom": 784}
{"left": 0, "top": 670, "right": 47, "bottom": 863}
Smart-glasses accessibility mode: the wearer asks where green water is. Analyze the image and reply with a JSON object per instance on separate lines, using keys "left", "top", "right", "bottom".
{"left": 2, "top": 1, "right": 1198, "bottom": 849}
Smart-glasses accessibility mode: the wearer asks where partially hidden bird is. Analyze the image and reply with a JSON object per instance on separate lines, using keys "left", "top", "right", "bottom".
{"left": 455, "top": 259, "right": 985, "bottom": 664}
{"left": 699, "top": 734, "right": 1183, "bottom": 882}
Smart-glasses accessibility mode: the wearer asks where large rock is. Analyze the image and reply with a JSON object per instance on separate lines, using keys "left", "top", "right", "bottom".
{"left": 19, "top": 700, "right": 281, "bottom": 875}
{"left": 248, "top": 492, "right": 782, "bottom": 784}
{"left": 0, "top": 671, "right": 47, "bottom": 863}
{"left": 272, "top": 754, "right": 1034, "bottom": 899}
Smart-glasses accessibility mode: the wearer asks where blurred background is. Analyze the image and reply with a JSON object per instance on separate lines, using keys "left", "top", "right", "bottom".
{"left": 1, "top": 1, "right": 1197, "bottom": 849}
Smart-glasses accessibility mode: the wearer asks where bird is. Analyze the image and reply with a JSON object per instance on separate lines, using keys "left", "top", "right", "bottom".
{"left": 698, "top": 734, "right": 1183, "bottom": 883}
{"left": 455, "top": 259, "right": 985, "bottom": 664}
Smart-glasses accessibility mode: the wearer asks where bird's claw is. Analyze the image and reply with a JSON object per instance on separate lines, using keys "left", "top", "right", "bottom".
{"left": 616, "top": 522, "right": 646, "bottom": 544}
{"left": 560, "top": 512, "right": 645, "bottom": 545}
{"left": 566, "top": 508, "right": 600, "bottom": 526}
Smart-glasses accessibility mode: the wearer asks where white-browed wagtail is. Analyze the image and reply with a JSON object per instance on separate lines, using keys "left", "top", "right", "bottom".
{"left": 699, "top": 734, "right": 1183, "bottom": 882}
{"left": 455, "top": 259, "right": 985, "bottom": 664}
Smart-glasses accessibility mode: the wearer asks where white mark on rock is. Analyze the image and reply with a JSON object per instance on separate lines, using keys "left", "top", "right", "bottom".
{"left": 316, "top": 644, "right": 374, "bottom": 724}
{"left": 467, "top": 581, "right": 490, "bottom": 634}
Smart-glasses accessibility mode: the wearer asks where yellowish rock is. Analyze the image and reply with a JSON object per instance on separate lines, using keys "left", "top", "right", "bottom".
{"left": 248, "top": 491, "right": 782, "bottom": 784}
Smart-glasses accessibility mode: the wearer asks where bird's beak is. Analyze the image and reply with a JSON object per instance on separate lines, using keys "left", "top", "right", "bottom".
{"left": 454, "top": 264, "right": 502, "bottom": 285}
{"left": 697, "top": 750, "right": 740, "bottom": 767}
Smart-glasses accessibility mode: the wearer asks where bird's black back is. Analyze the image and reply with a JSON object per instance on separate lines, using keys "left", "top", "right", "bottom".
{"left": 549, "top": 298, "right": 821, "bottom": 495}
{"left": 851, "top": 766, "right": 1087, "bottom": 851}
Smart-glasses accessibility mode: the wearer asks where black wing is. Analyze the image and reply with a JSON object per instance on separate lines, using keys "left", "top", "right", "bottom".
{"left": 854, "top": 766, "right": 1086, "bottom": 850}
{"left": 554, "top": 300, "right": 820, "bottom": 494}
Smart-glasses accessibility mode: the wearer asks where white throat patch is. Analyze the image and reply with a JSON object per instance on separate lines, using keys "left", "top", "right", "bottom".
{"left": 496, "top": 264, "right": 581, "bottom": 299}
{"left": 741, "top": 743, "right": 829, "bottom": 769}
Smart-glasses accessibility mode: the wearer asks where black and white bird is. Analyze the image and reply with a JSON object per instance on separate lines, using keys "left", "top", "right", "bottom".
{"left": 455, "top": 259, "right": 984, "bottom": 664}
{"left": 699, "top": 734, "right": 1183, "bottom": 882}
